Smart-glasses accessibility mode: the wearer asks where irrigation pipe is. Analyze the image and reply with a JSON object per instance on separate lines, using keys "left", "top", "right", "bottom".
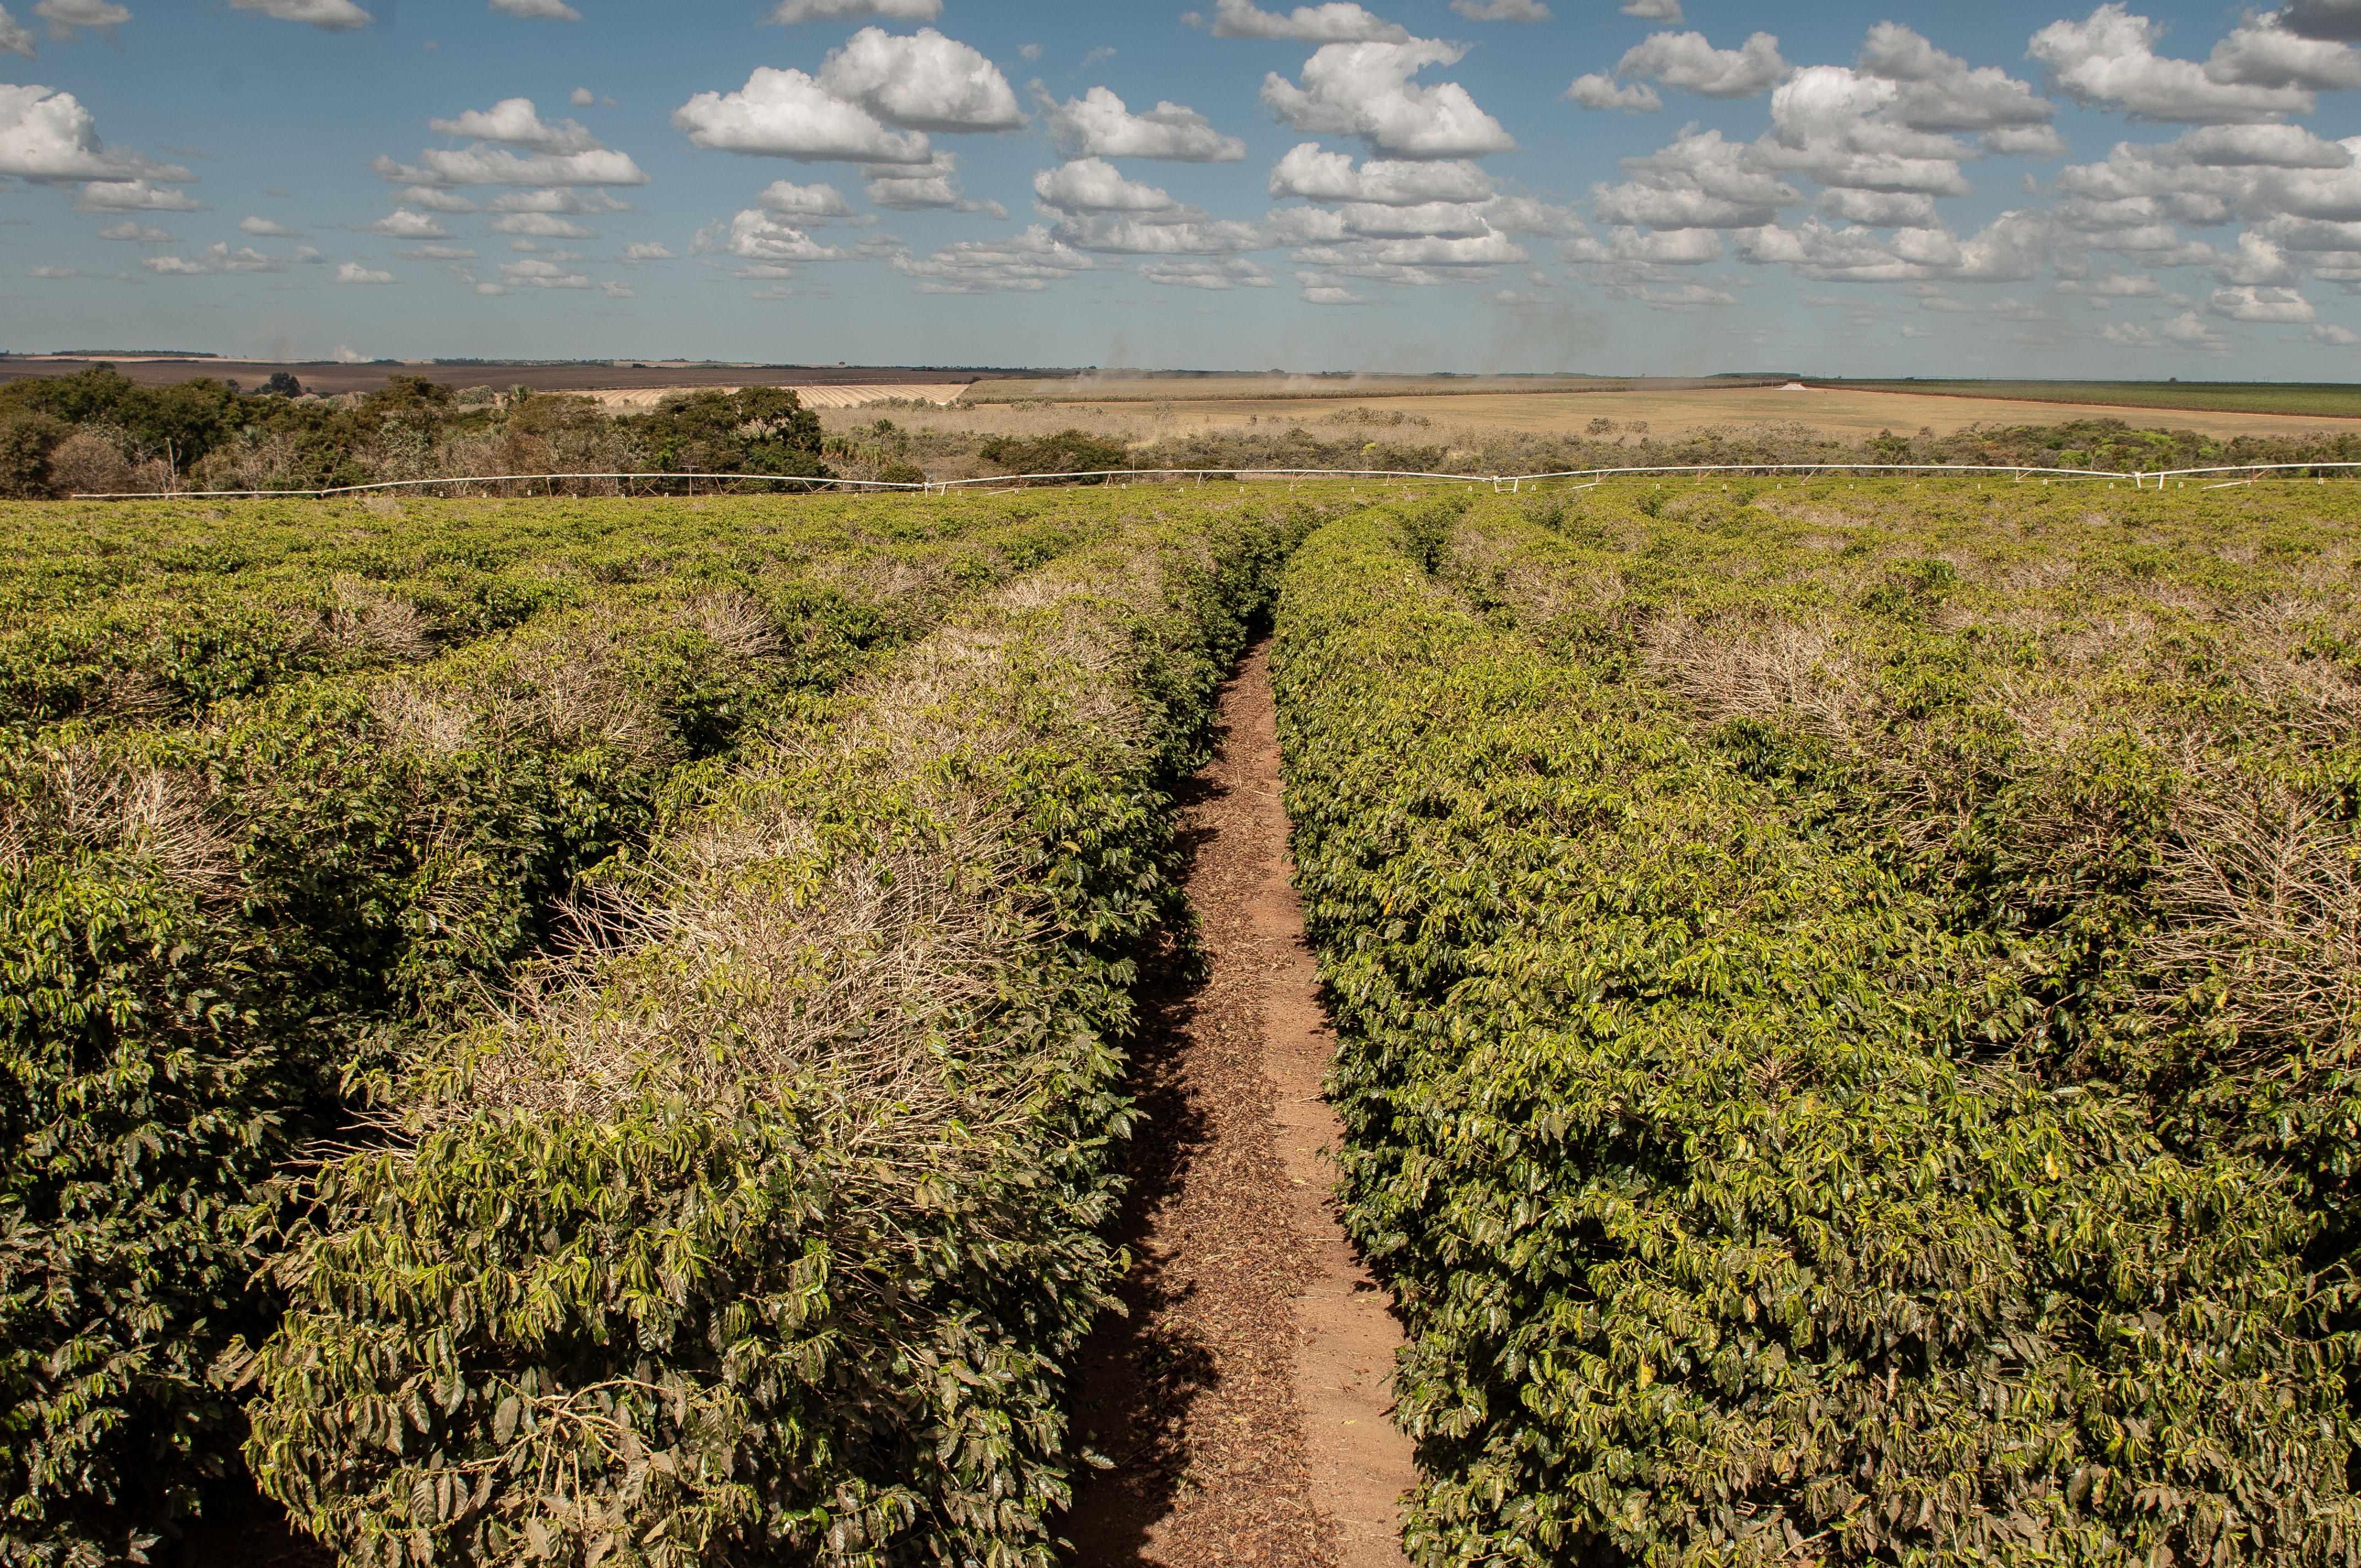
{"left": 66, "top": 457, "right": 2361, "bottom": 502}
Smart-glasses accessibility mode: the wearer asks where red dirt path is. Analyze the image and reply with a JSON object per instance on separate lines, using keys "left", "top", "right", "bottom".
{"left": 1059, "top": 642, "right": 1416, "bottom": 1567}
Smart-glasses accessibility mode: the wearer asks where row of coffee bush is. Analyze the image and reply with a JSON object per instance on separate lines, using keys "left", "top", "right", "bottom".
{"left": 1272, "top": 496, "right": 2358, "bottom": 1567}
{"left": 0, "top": 493, "right": 1179, "bottom": 1565}
{"left": 1452, "top": 480, "right": 2361, "bottom": 1266}
{"left": 241, "top": 507, "right": 1291, "bottom": 1565}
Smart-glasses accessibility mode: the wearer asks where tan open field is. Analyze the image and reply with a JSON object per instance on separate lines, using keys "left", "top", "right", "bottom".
{"left": 1065, "top": 385, "right": 2361, "bottom": 441}
{"left": 562, "top": 384, "right": 969, "bottom": 411}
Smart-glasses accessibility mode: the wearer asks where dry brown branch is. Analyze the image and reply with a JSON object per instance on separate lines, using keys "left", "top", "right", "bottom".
{"left": 2144, "top": 783, "right": 2361, "bottom": 1061}
{"left": 0, "top": 744, "right": 236, "bottom": 899}
{"left": 1644, "top": 614, "right": 1869, "bottom": 740}
{"left": 683, "top": 589, "right": 782, "bottom": 660}
{"left": 285, "top": 575, "right": 436, "bottom": 663}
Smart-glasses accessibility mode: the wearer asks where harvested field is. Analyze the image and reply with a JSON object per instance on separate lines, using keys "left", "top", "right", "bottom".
{"left": 562, "top": 383, "right": 970, "bottom": 410}
{"left": 960, "top": 385, "right": 2361, "bottom": 442}
{"left": 0, "top": 356, "right": 1008, "bottom": 398}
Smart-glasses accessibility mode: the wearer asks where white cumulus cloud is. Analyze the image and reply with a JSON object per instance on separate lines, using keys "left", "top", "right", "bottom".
{"left": 2204, "top": 13, "right": 2361, "bottom": 90}
{"left": 1035, "top": 156, "right": 1188, "bottom": 215}
{"left": 97, "top": 217, "right": 172, "bottom": 241}
{"left": 1451, "top": 0, "right": 1548, "bottom": 19}
{"left": 72, "top": 177, "right": 205, "bottom": 210}
{"left": 2057, "top": 268, "right": 2164, "bottom": 295}
{"left": 1589, "top": 128, "right": 1800, "bottom": 228}
{"left": 1816, "top": 187, "right": 1939, "bottom": 225}
{"left": 765, "top": 0, "right": 939, "bottom": 22}
{"left": 1195, "top": 0, "right": 1408, "bottom": 43}
{"left": 1753, "top": 66, "right": 1978, "bottom": 197}
{"left": 360, "top": 208, "right": 451, "bottom": 238}
{"left": 1044, "top": 87, "right": 1247, "bottom": 162}
{"left": 1733, "top": 209, "right": 2053, "bottom": 282}
{"left": 488, "top": 210, "right": 594, "bottom": 237}
{"left": 373, "top": 145, "right": 648, "bottom": 187}
{"left": 229, "top": 0, "right": 371, "bottom": 28}
{"left": 2211, "top": 282, "right": 2314, "bottom": 319}
{"left": 1563, "top": 224, "right": 1724, "bottom": 265}
{"left": 699, "top": 208, "right": 847, "bottom": 264}
{"left": 2160, "top": 308, "right": 2230, "bottom": 346}
{"left": 2212, "top": 229, "right": 2298, "bottom": 284}
{"left": 1267, "top": 142, "right": 1492, "bottom": 203}
{"left": 1261, "top": 39, "right": 1517, "bottom": 158}
{"left": 1329, "top": 199, "right": 1491, "bottom": 237}
{"left": 498, "top": 256, "right": 592, "bottom": 286}
{"left": 1607, "top": 30, "right": 1788, "bottom": 98}
{"left": 0, "top": 7, "right": 35, "bottom": 57}
{"left": 428, "top": 99, "right": 596, "bottom": 150}
{"left": 1054, "top": 212, "right": 1269, "bottom": 253}
{"left": 2030, "top": 5, "right": 2314, "bottom": 123}
{"left": 888, "top": 223, "right": 1092, "bottom": 291}
{"left": 378, "top": 97, "right": 645, "bottom": 187}
{"left": 1140, "top": 255, "right": 1273, "bottom": 288}
{"left": 1565, "top": 75, "right": 1663, "bottom": 112}
{"left": 817, "top": 27, "right": 1022, "bottom": 132}
{"left": 863, "top": 151, "right": 982, "bottom": 210}
{"left": 238, "top": 214, "right": 301, "bottom": 236}
{"left": 490, "top": 0, "right": 580, "bottom": 17}
{"left": 673, "top": 66, "right": 933, "bottom": 163}
{"left": 400, "top": 184, "right": 478, "bottom": 212}
{"left": 483, "top": 186, "right": 625, "bottom": 213}
{"left": 758, "top": 178, "right": 853, "bottom": 216}
{"left": 144, "top": 241, "right": 282, "bottom": 273}
{"left": 0, "top": 84, "right": 190, "bottom": 181}
{"left": 33, "top": 1, "right": 130, "bottom": 43}
{"left": 335, "top": 260, "right": 397, "bottom": 282}
{"left": 1856, "top": 21, "right": 2055, "bottom": 135}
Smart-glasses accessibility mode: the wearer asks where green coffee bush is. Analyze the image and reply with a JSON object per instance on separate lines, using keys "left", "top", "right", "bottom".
{"left": 1274, "top": 504, "right": 2358, "bottom": 1567}
{"left": 243, "top": 514, "right": 1291, "bottom": 1566}
{"left": 0, "top": 496, "right": 1143, "bottom": 1564}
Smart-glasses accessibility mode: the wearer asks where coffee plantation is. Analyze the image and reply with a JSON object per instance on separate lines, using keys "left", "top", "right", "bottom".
{"left": 5, "top": 476, "right": 2358, "bottom": 1565}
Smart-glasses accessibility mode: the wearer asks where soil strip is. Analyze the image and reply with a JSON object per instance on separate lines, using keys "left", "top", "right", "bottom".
{"left": 1060, "top": 642, "right": 1416, "bottom": 1567}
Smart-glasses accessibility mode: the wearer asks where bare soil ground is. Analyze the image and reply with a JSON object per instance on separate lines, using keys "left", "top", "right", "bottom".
{"left": 1060, "top": 643, "right": 1415, "bottom": 1568}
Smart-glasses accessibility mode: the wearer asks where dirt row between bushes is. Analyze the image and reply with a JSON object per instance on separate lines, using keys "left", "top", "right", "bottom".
{"left": 1059, "top": 643, "right": 1416, "bottom": 1568}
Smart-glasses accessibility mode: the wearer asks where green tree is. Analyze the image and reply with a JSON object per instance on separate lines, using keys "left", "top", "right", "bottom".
{"left": 977, "top": 429, "right": 1130, "bottom": 483}
{"left": 0, "top": 411, "right": 66, "bottom": 498}
{"left": 618, "top": 388, "right": 829, "bottom": 486}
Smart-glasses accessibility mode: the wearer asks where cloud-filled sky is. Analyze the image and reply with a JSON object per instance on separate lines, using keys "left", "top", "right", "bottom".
{"left": 3, "top": 0, "right": 2359, "bottom": 374}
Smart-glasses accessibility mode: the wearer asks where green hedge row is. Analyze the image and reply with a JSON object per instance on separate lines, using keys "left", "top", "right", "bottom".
{"left": 1450, "top": 482, "right": 2361, "bottom": 1288}
{"left": 0, "top": 498, "right": 1128, "bottom": 1566}
{"left": 1272, "top": 502, "right": 2358, "bottom": 1567}
{"left": 238, "top": 509, "right": 1290, "bottom": 1566}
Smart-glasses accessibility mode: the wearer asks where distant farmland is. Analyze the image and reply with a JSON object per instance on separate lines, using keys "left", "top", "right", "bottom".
{"left": 1820, "top": 378, "right": 2361, "bottom": 418}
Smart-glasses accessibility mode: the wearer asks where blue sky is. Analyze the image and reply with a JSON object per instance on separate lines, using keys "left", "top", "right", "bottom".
{"left": 4, "top": 0, "right": 2360, "bottom": 375}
